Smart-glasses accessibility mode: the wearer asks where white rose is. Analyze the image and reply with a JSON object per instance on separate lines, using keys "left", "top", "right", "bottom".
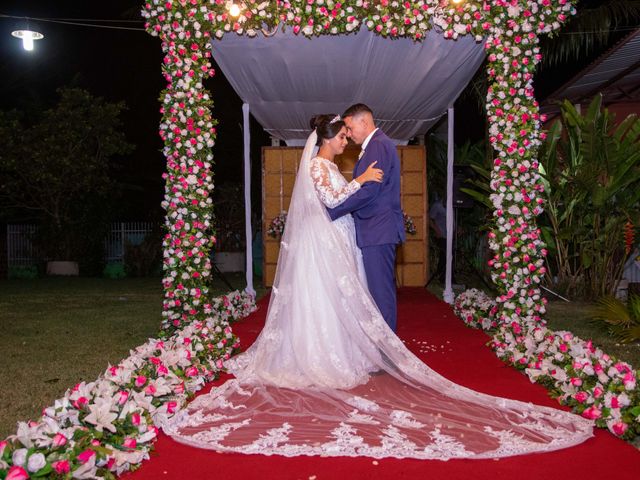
{"left": 27, "top": 452, "right": 47, "bottom": 472}
{"left": 12, "top": 448, "right": 28, "bottom": 466}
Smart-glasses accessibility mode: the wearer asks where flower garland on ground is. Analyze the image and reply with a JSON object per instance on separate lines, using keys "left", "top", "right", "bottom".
{"left": 454, "top": 288, "right": 640, "bottom": 439}
{"left": 0, "top": 291, "right": 255, "bottom": 479}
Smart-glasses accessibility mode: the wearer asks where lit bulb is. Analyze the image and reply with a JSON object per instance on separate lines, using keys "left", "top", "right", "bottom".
{"left": 452, "top": 0, "right": 464, "bottom": 3}
{"left": 23, "top": 36, "right": 34, "bottom": 51}
{"left": 229, "top": 3, "right": 241, "bottom": 17}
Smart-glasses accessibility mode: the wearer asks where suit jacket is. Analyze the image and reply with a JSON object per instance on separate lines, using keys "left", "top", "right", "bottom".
{"left": 328, "top": 129, "right": 406, "bottom": 247}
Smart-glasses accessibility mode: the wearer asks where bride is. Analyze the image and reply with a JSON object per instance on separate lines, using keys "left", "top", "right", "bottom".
{"left": 161, "top": 115, "right": 593, "bottom": 459}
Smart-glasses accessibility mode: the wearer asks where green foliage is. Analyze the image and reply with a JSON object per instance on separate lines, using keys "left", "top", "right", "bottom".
{"left": 0, "top": 87, "right": 133, "bottom": 260}
{"left": 538, "top": 94, "right": 640, "bottom": 298}
{"left": 7, "top": 265, "right": 38, "bottom": 280}
{"left": 103, "top": 262, "right": 127, "bottom": 279}
{"left": 592, "top": 295, "right": 640, "bottom": 344}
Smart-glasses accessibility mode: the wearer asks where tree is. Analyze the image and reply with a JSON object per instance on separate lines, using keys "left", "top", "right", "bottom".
{"left": 0, "top": 87, "right": 133, "bottom": 261}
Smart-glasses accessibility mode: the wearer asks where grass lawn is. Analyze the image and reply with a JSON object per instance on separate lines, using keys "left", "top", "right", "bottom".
{"left": 0, "top": 274, "right": 264, "bottom": 439}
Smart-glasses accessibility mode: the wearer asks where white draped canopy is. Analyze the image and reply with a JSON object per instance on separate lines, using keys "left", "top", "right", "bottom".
{"left": 209, "top": 26, "right": 486, "bottom": 300}
{"left": 211, "top": 26, "right": 485, "bottom": 144}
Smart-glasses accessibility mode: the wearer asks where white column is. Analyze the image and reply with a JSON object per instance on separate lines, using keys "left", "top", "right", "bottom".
{"left": 443, "top": 107, "right": 455, "bottom": 304}
{"left": 242, "top": 103, "right": 256, "bottom": 297}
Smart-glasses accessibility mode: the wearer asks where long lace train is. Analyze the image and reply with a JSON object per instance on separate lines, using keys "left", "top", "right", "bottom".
{"left": 158, "top": 131, "right": 593, "bottom": 460}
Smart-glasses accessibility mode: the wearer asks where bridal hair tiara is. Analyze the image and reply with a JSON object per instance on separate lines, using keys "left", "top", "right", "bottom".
{"left": 329, "top": 115, "right": 341, "bottom": 124}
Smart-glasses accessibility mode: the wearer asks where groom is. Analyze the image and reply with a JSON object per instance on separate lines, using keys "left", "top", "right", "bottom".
{"left": 327, "top": 104, "right": 405, "bottom": 331}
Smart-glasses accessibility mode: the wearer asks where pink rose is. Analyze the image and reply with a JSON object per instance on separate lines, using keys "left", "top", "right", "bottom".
{"left": 131, "top": 412, "right": 141, "bottom": 426}
{"left": 185, "top": 366, "right": 198, "bottom": 377}
{"left": 574, "top": 391, "right": 588, "bottom": 403}
{"left": 77, "top": 449, "right": 96, "bottom": 464}
{"left": 570, "top": 377, "right": 582, "bottom": 387}
{"left": 52, "top": 433, "right": 68, "bottom": 447}
{"left": 0, "top": 440, "right": 7, "bottom": 455}
{"left": 166, "top": 401, "right": 178, "bottom": 414}
{"left": 73, "top": 396, "right": 89, "bottom": 409}
{"left": 135, "top": 375, "right": 147, "bottom": 388}
{"left": 52, "top": 460, "right": 71, "bottom": 474}
{"left": 117, "top": 391, "right": 129, "bottom": 405}
{"left": 611, "top": 422, "right": 628, "bottom": 437}
{"left": 123, "top": 437, "right": 137, "bottom": 449}
{"left": 145, "top": 384, "right": 157, "bottom": 396}
{"left": 6, "top": 466, "right": 29, "bottom": 480}
{"left": 593, "top": 386, "right": 604, "bottom": 398}
{"left": 582, "top": 406, "right": 602, "bottom": 420}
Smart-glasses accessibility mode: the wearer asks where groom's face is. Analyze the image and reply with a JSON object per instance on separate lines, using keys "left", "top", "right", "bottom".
{"left": 344, "top": 115, "right": 368, "bottom": 145}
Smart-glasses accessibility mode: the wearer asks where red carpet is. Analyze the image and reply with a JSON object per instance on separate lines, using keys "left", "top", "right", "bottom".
{"left": 123, "top": 288, "right": 639, "bottom": 480}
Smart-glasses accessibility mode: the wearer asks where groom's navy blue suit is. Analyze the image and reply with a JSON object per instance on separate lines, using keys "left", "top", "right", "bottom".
{"left": 328, "top": 129, "right": 405, "bottom": 331}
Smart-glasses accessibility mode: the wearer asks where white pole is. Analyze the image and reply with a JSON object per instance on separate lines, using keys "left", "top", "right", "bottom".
{"left": 443, "top": 107, "right": 455, "bottom": 304}
{"left": 242, "top": 103, "right": 256, "bottom": 297}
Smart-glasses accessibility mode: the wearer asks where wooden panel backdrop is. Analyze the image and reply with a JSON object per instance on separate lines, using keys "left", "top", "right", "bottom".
{"left": 262, "top": 145, "right": 427, "bottom": 287}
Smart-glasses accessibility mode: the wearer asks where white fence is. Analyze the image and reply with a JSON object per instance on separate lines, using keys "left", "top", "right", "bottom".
{"left": 6, "top": 222, "right": 155, "bottom": 267}
{"left": 6, "top": 224, "right": 38, "bottom": 267}
{"left": 105, "top": 222, "right": 155, "bottom": 264}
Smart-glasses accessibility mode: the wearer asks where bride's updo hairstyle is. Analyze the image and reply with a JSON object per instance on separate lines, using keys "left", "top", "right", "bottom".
{"left": 310, "top": 114, "right": 346, "bottom": 147}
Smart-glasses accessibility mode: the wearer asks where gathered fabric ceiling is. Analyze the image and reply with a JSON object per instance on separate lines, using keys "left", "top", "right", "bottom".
{"left": 211, "top": 26, "right": 485, "bottom": 144}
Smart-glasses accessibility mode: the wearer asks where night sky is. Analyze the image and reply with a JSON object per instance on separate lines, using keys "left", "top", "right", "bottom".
{"left": 0, "top": 1, "right": 628, "bottom": 222}
{"left": 0, "top": 0, "right": 267, "bottom": 223}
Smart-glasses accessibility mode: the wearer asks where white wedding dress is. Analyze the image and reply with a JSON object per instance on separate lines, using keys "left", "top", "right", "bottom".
{"left": 160, "top": 132, "right": 593, "bottom": 459}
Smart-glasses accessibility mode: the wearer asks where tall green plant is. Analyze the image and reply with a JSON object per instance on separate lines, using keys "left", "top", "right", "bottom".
{"left": 538, "top": 95, "right": 640, "bottom": 298}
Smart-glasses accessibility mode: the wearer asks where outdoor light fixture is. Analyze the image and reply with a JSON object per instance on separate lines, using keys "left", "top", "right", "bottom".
{"left": 11, "top": 29, "right": 44, "bottom": 51}
{"left": 228, "top": 3, "right": 241, "bottom": 17}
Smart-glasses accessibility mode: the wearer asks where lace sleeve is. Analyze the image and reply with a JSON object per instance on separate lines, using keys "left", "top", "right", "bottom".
{"left": 310, "top": 158, "right": 361, "bottom": 208}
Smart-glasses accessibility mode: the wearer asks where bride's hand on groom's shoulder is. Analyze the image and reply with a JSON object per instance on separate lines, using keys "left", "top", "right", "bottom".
{"left": 356, "top": 161, "right": 384, "bottom": 184}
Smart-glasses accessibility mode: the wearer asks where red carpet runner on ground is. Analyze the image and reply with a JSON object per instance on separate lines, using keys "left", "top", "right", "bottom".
{"left": 124, "top": 288, "right": 639, "bottom": 480}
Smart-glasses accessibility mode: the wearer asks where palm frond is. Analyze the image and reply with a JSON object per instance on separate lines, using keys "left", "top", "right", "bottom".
{"left": 592, "top": 296, "right": 631, "bottom": 327}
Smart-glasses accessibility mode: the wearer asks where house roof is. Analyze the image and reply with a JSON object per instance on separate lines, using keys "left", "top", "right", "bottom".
{"left": 542, "top": 28, "right": 640, "bottom": 114}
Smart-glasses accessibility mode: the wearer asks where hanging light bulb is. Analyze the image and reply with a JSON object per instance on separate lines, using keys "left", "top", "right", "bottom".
{"left": 452, "top": 0, "right": 464, "bottom": 4}
{"left": 11, "top": 29, "right": 44, "bottom": 51}
{"left": 229, "top": 3, "right": 241, "bottom": 17}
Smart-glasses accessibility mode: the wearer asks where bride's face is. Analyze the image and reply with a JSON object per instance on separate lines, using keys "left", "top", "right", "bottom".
{"left": 326, "top": 127, "right": 348, "bottom": 155}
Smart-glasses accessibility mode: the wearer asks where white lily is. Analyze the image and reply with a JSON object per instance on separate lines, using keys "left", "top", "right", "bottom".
{"left": 84, "top": 400, "right": 118, "bottom": 433}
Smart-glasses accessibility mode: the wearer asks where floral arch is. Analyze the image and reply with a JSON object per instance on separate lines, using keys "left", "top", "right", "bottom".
{"left": 141, "top": 0, "right": 574, "bottom": 341}
{"left": 5, "top": 2, "right": 640, "bottom": 479}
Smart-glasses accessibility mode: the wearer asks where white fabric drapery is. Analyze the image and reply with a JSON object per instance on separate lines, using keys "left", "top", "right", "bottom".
{"left": 211, "top": 26, "right": 485, "bottom": 143}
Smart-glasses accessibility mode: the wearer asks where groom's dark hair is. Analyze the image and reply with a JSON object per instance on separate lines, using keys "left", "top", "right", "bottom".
{"left": 343, "top": 103, "right": 373, "bottom": 119}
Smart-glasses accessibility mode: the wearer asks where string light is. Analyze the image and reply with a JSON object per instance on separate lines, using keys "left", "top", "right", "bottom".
{"left": 228, "top": 3, "right": 241, "bottom": 18}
